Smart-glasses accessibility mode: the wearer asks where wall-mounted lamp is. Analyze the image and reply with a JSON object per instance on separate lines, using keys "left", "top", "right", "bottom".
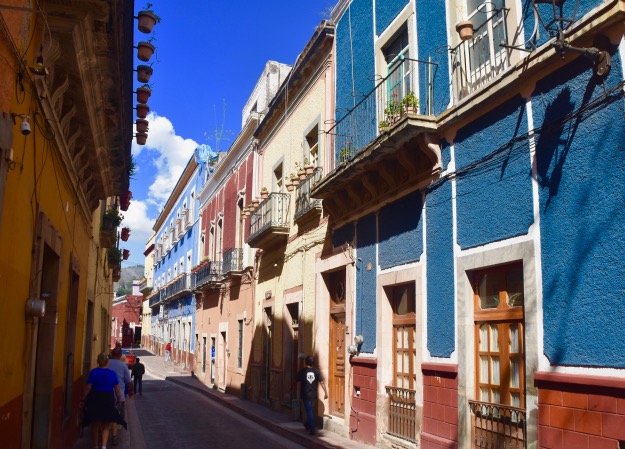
{"left": 25, "top": 297, "right": 45, "bottom": 318}
{"left": 10, "top": 113, "right": 31, "bottom": 135}
{"left": 29, "top": 55, "right": 48, "bottom": 77}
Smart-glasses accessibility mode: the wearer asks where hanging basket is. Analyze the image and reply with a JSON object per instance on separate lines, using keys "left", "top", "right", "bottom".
{"left": 136, "top": 119, "right": 149, "bottom": 133}
{"left": 121, "top": 227, "right": 131, "bottom": 241}
{"left": 455, "top": 21, "right": 474, "bottom": 41}
{"left": 137, "top": 41, "right": 155, "bottom": 62}
{"left": 123, "top": 249, "right": 130, "bottom": 260}
{"left": 136, "top": 103, "right": 150, "bottom": 118}
{"left": 136, "top": 65, "right": 153, "bottom": 83}
{"left": 137, "top": 10, "right": 158, "bottom": 34}
{"left": 136, "top": 87, "right": 151, "bottom": 104}
{"left": 136, "top": 132, "right": 148, "bottom": 145}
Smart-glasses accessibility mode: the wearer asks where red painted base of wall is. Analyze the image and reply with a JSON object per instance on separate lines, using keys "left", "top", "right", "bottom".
{"left": 536, "top": 372, "right": 625, "bottom": 449}
{"left": 0, "top": 394, "right": 22, "bottom": 449}
{"left": 421, "top": 363, "right": 458, "bottom": 449}
{"left": 350, "top": 357, "right": 377, "bottom": 445}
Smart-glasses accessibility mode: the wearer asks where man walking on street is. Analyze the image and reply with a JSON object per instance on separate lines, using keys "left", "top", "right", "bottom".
{"left": 131, "top": 357, "right": 145, "bottom": 395}
{"left": 296, "top": 355, "right": 328, "bottom": 436}
{"left": 108, "top": 347, "right": 133, "bottom": 446}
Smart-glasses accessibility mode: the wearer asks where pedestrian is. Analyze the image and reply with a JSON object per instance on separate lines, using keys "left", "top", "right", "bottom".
{"left": 80, "top": 353, "right": 126, "bottom": 449}
{"left": 131, "top": 357, "right": 145, "bottom": 395}
{"left": 165, "top": 341, "right": 172, "bottom": 362}
{"left": 108, "top": 347, "right": 133, "bottom": 446}
{"left": 296, "top": 355, "right": 328, "bottom": 436}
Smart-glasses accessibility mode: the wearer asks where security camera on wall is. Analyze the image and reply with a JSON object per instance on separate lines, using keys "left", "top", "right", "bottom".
{"left": 20, "top": 116, "right": 31, "bottom": 135}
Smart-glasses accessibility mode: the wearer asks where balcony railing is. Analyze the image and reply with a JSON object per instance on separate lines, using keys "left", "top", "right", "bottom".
{"left": 331, "top": 57, "right": 437, "bottom": 166}
{"left": 385, "top": 386, "right": 416, "bottom": 443}
{"left": 222, "top": 248, "right": 244, "bottom": 275}
{"left": 451, "top": 7, "right": 511, "bottom": 103}
{"left": 164, "top": 273, "right": 192, "bottom": 300}
{"left": 468, "top": 400, "right": 526, "bottom": 449}
{"left": 294, "top": 167, "right": 323, "bottom": 221}
{"left": 148, "top": 289, "right": 163, "bottom": 308}
{"left": 192, "top": 261, "right": 223, "bottom": 289}
{"left": 248, "top": 193, "right": 290, "bottom": 247}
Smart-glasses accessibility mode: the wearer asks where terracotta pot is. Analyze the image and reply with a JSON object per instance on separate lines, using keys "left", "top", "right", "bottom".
{"left": 136, "top": 103, "right": 150, "bottom": 118}
{"left": 136, "top": 119, "right": 149, "bottom": 133}
{"left": 260, "top": 191, "right": 268, "bottom": 199}
{"left": 298, "top": 170, "right": 306, "bottom": 181}
{"left": 455, "top": 21, "right": 474, "bottom": 41}
{"left": 136, "top": 132, "right": 148, "bottom": 145}
{"left": 137, "top": 65, "right": 153, "bottom": 83}
{"left": 291, "top": 178, "right": 300, "bottom": 187}
{"left": 123, "top": 249, "right": 130, "bottom": 260}
{"left": 286, "top": 183, "right": 294, "bottom": 192}
{"left": 252, "top": 199, "right": 260, "bottom": 208}
{"left": 305, "top": 165, "right": 314, "bottom": 175}
{"left": 136, "top": 87, "right": 151, "bottom": 104}
{"left": 137, "top": 10, "right": 157, "bottom": 34}
{"left": 137, "top": 41, "right": 155, "bottom": 62}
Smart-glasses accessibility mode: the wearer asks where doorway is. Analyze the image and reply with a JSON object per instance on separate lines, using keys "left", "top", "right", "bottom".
{"left": 327, "top": 269, "right": 346, "bottom": 417}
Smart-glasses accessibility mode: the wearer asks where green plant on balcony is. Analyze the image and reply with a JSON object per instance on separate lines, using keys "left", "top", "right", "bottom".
{"left": 379, "top": 120, "right": 389, "bottom": 133}
{"left": 107, "top": 247, "right": 122, "bottom": 269}
{"left": 402, "top": 91, "right": 420, "bottom": 113}
{"left": 102, "top": 208, "right": 122, "bottom": 231}
{"left": 384, "top": 93, "right": 402, "bottom": 124}
{"left": 339, "top": 142, "right": 355, "bottom": 163}
{"left": 304, "top": 157, "right": 314, "bottom": 175}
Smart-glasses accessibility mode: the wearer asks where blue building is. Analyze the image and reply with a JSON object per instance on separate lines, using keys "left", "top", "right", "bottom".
{"left": 311, "top": 0, "right": 625, "bottom": 447}
{"left": 148, "top": 147, "right": 214, "bottom": 368}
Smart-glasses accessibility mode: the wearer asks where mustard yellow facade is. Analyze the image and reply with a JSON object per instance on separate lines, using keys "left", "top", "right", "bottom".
{"left": 0, "top": 1, "right": 134, "bottom": 448}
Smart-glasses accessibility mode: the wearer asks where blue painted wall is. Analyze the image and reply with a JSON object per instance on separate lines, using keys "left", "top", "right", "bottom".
{"left": 534, "top": 51, "right": 625, "bottom": 368}
{"left": 356, "top": 213, "right": 377, "bottom": 353}
{"left": 425, "top": 181, "right": 455, "bottom": 357}
{"left": 415, "top": 0, "right": 450, "bottom": 113}
{"left": 455, "top": 95, "right": 534, "bottom": 248}
{"left": 379, "top": 190, "right": 424, "bottom": 269}
{"left": 375, "top": 0, "right": 407, "bottom": 35}
{"left": 526, "top": 0, "right": 599, "bottom": 48}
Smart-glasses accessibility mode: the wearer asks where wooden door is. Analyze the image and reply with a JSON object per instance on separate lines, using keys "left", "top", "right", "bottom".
{"left": 330, "top": 313, "right": 345, "bottom": 416}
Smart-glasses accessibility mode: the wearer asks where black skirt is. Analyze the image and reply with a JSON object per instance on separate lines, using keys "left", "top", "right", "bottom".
{"left": 83, "top": 389, "right": 127, "bottom": 429}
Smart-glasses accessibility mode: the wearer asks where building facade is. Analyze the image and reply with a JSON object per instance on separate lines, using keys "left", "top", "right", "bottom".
{"left": 308, "top": 0, "right": 625, "bottom": 447}
{"left": 111, "top": 281, "right": 144, "bottom": 348}
{"left": 0, "top": 1, "right": 134, "bottom": 448}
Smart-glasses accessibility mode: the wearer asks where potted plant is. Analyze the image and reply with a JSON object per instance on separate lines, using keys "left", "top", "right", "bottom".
{"left": 384, "top": 93, "right": 402, "bottom": 123}
{"left": 103, "top": 207, "right": 122, "bottom": 231}
{"left": 121, "top": 227, "right": 131, "bottom": 241}
{"left": 136, "top": 132, "right": 148, "bottom": 145}
{"left": 455, "top": 20, "right": 474, "bottom": 41}
{"left": 112, "top": 268, "right": 121, "bottom": 282}
{"left": 119, "top": 190, "right": 132, "bottom": 211}
{"left": 252, "top": 198, "right": 260, "bottom": 208}
{"left": 304, "top": 158, "right": 315, "bottom": 175}
{"left": 285, "top": 177, "right": 294, "bottom": 192}
{"left": 378, "top": 120, "right": 389, "bottom": 133}
{"left": 122, "top": 249, "right": 130, "bottom": 260}
{"left": 402, "top": 91, "right": 419, "bottom": 114}
{"left": 108, "top": 247, "right": 122, "bottom": 268}
{"left": 296, "top": 162, "right": 307, "bottom": 180}
{"left": 136, "top": 84, "right": 152, "bottom": 104}
{"left": 260, "top": 187, "right": 269, "bottom": 199}
{"left": 136, "top": 119, "right": 149, "bottom": 133}
{"left": 136, "top": 103, "right": 150, "bottom": 118}
{"left": 339, "top": 142, "right": 353, "bottom": 163}
{"left": 136, "top": 64, "right": 153, "bottom": 83}
{"left": 137, "top": 3, "right": 161, "bottom": 34}
{"left": 137, "top": 39, "right": 156, "bottom": 62}
{"left": 290, "top": 173, "right": 300, "bottom": 187}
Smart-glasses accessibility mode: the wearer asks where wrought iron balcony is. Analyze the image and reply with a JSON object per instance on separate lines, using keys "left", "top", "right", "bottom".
{"left": 451, "top": 6, "right": 511, "bottom": 103}
{"left": 163, "top": 273, "right": 192, "bottom": 301}
{"left": 311, "top": 58, "right": 441, "bottom": 224}
{"left": 192, "top": 261, "right": 223, "bottom": 289}
{"left": 248, "top": 192, "right": 290, "bottom": 249}
{"left": 148, "top": 288, "right": 163, "bottom": 308}
{"left": 468, "top": 400, "right": 526, "bottom": 449}
{"left": 385, "top": 386, "right": 416, "bottom": 443}
{"left": 222, "top": 248, "right": 244, "bottom": 276}
{"left": 294, "top": 167, "right": 323, "bottom": 223}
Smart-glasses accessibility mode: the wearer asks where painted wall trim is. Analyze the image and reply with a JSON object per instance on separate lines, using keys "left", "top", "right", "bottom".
{"left": 421, "top": 362, "right": 458, "bottom": 374}
{"left": 534, "top": 371, "right": 625, "bottom": 392}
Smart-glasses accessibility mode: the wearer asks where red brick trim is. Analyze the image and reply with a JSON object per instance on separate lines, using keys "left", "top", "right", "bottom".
{"left": 350, "top": 356, "right": 377, "bottom": 367}
{"left": 422, "top": 362, "right": 458, "bottom": 374}
{"left": 535, "top": 371, "right": 625, "bottom": 392}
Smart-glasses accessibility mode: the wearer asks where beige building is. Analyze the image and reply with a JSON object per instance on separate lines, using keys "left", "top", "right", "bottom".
{"left": 248, "top": 21, "right": 335, "bottom": 420}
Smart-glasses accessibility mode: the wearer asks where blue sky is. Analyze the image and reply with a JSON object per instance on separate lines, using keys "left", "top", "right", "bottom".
{"left": 121, "top": 1, "right": 335, "bottom": 267}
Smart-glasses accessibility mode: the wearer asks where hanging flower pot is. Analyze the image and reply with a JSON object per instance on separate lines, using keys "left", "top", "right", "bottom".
{"left": 137, "top": 41, "right": 155, "bottom": 62}
{"left": 121, "top": 227, "right": 131, "bottom": 241}
{"left": 298, "top": 169, "right": 307, "bottom": 181}
{"left": 252, "top": 198, "right": 260, "bottom": 208}
{"left": 455, "top": 21, "right": 474, "bottom": 41}
{"left": 136, "top": 132, "right": 148, "bottom": 145}
{"left": 123, "top": 249, "right": 130, "bottom": 260}
{"left": 136, "top": 119, "right": 149, "bottom": 133}
{"left": 137, "top": 10, "right": 158, "bottom": 34}
{"left": 136, "top": 86, "right": 151, "bottom": 104}
{"left": 136, "top": 65, "right": 153, "bottom": 83}
{"left": 136, "top": 103, "right": 150, "bottom": 118}
{"left": 260, "top": 187, "right": 269, "bottom": 199}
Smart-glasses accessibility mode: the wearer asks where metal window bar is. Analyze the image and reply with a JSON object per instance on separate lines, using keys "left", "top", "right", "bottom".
{"left": 468, "top": 400, "right": 526, "bottom": 449}
{"left": 330, "top": 58, "right": 437, "bottom": 166}
{"left": 385, "top": 386, "right": 417, "bottom": 443}
{"left": 451, "top": 7, "right": 511, "bottom": 103}
{"left": 193, "top": 261, "right": 223, "bottom": 288}
{"left": 222, "top": 248, "right": 244, "bottom": 274}
{"left": 294, "top": 167, "right": 323, "bottom": 220}
{"left": 248, "top": 192, "right": 290, "bottom": 241}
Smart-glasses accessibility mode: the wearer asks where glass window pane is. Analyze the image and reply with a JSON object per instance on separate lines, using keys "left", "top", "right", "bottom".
{"left": 507, "top": 265, "right": 524, "bottom": 307}
{"left": 480, "top": 356, "right": 489, "bottom": 383}
{"left": 492, "top": 389, "right": 500, "bottom": 404}
{"left": 478, "top": 273, "right": 500, "bottom": 309}
{"left": 403, "top": 328, "right": 409, "bottom": 347}
{"left": 491, "top": 357, "right": 500, "bottom": 385}
{"left": 510, "top": 392, "right": 520, "bottom": 408}
{"left": 510, "top": 324, "right": 519, "bottom": 353}
{"left": 480, "top": 324, "right": 488, "bottom": 351}
{"left": 403, "top": 352, "right": 409, "bottom": 372}
{"left": 480, "top": 387, "right": 490, "bottom": 402}
{"left": 510, "top": 359, "right": 520, "bottom": 388}
{"left": 490, "top": 325, "right": 499, "bottom": 351}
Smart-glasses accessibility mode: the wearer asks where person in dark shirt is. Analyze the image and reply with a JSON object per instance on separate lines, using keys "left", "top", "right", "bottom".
{"left": 131, "top": 357, "right": 146, "bottom": 395}
{"left": 296, "top": 355, "right": 328, "bottom": 436}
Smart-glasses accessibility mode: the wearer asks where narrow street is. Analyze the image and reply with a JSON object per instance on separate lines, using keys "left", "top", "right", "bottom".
{"left": 134, "top": 375, "right": 307, "bottom": 449}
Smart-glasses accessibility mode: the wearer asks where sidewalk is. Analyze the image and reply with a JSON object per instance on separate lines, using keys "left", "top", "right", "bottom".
{"left": 137, "top": 348, "right": 373, "bottom": 449}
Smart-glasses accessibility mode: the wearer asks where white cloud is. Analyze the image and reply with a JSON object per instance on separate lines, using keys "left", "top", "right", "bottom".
{"left": 132, "top": 112, "right": 198, "bottom": 209}
{"left": 119, "top": 200, "right": 155, "bottom": 266}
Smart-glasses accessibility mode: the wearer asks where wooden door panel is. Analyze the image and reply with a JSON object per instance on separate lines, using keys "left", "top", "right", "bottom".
{"left": 330, "top": 313, "right": 345, "bottom": 416}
